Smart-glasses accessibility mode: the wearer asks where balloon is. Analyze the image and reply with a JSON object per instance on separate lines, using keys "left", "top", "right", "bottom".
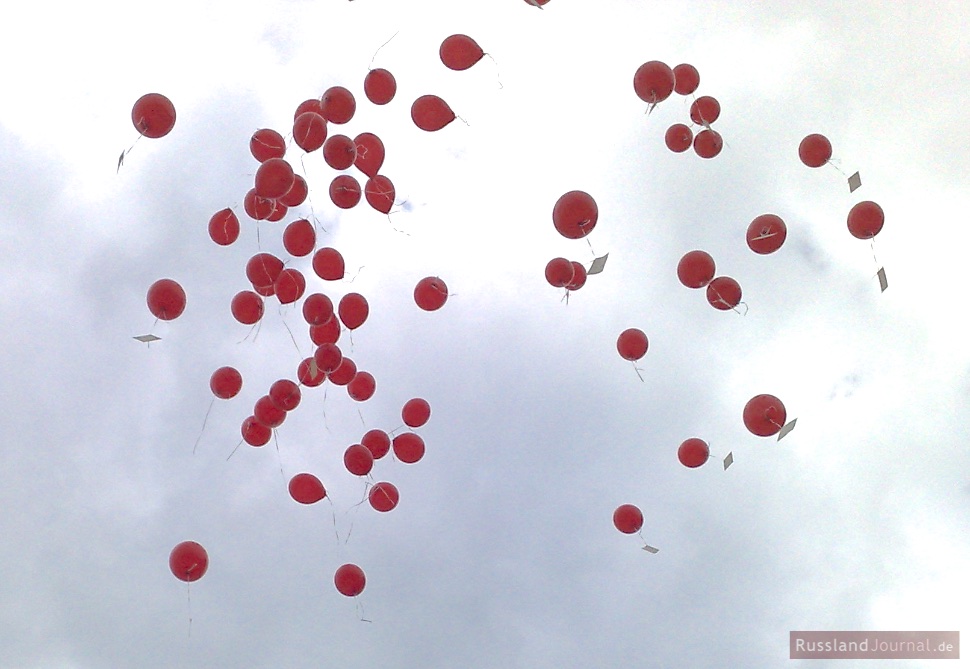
{"left": 677, "top": 250, "right": 715, "bottom": 288}
{"left": 545, "top": 257, "right": 574, "bottom": 288}
{"left": 524, "top": 0, "right": 551, "bottom": 7}
{"left": 309, "top": 317, "right": 341, "bottom": 345}
{"left": 706, "top": 276, "right": 742, "bottom": 310}
{"left": 338, "top": 293, "right": 368, "bottom": 329}
{"left": 208, "top": 208, "right": 240, "bottom": 246}
{"left": 364, "top": 68, "right": 397, "bottom": 105}
{"left": 798, "top": 133, "right": 832, "bottom": 168}
{"left": 293, "top": 98, "right": 324, "bottom": 119}
{"left": 672, "top": 63, "right": 700, "bottom": 95}
{"left": 364, "top": 175, "right": 395, "bottom": 214}
{"left": 414, "top": 276, "right": 448, "bottom": 311}
{"left": 132, "top": 93, "right": 175, "bottom": 138}
{"left": 147, "top": 279, "right": 186, "bottom": 320}
{"left": 210, "top": 366, "right": 242, "bottom": 399}
{"left": 847, "top": 201, "right": 884, "bottom": 239}
{"left": 344, "top": 443, "right": 374, "bottom": 476}
{"left": 348, "top": 371, "right": 375, "bottom": 402}
{"left": 440, "top": 34, "right": 484, "bottom": 70}
{"left": 566, "top": 262, "right": 587, "bottom": 291}
{"left": 265, "top": 199, "right": 288, "bottom": 223}
{"left": 746, "top": 214, "right": 787, "bottom": 254}
{"left": 246, "top": 253, "right": 284, "bottom": 290}
{"left": 254, "top": 157, "right": 295, "bottom": 199}
{"left": 323, "top": 134, "right": 357, "bottom": 170}
{"left": 169, "top": 541, "right": 208, "bottom": 582}
{"left": 314, "top": 343, "right": 343, "bottom": 374}
{"left": 312, "top": 247, "right": 346, "bottom": 281}
{"left": 677, "top": 438, "right": 709, "bottom": 468}
{"left": 616, "top": 328, "right": 648, "bottom": 361}
{"left": 552, "top": 190, "right": 598, "bottom": 239}
{"left": 231, "top": 290, "right": 264, "bottom": 325}
{"left": 297, "top": 357, "right": 326, "bottom": 387}
{"left": 334, "top": 563, "right": 365, "bottom": 597}
{"left": 274, "top": 268, "right": 306, "bottom": 305}
{"left": 321, "top": 86, "right": 356, "bottom": 124}
{"left": 293, "top": 111, "right": 328, "bottom": 152}
{"left": 289, "top": 473, "right": 326, "bottom": 504}
{"left": 402, "top": 398, "right": 431, "bottom": 428}
{"left": 283, "top": 219, "right": 315, "bottom": 258}
{"left": 328, "top": 357, "right": 357, "bottom": 386}
{"left": 392, "top": 432, "right": 425, "bottom": 464}
{"left": 743, "top": 394, "right": 786, "bottom": 437}
{"left": 250, "top": 128, "right": 286, "bottom": 162}
{"left": 369, "top": 482, "right": 399, "bottom": 512}
{"left": 302, "top": 293, "right": 334, "bottom": 326}
{"left": 330, "top": 175, "right": 362, "bottom": 209}
{"left": 411, "top": 95, "right": 456, "bottom": 132}
{"left": 254, "top": 395, "right": 286, "bottom": 429}
{"left": 243, "top": 188, "right": 274, "bottom": 221}
{"left": 362, "top": 429, "right": 391, "bottom": 459}
{"left": 241, "top": 415, "right": 271, "bottom": 446}
{"left": 279, "top": 174, "right": 309, "bottom": 207}
{"left": 353, "top": 132, "right": 385, "bottom": 178}
{"left": 633, "top": 61, "right": 675, "bottom": 105}
{"left": 693, "top": 129, "right": 723, "bottom": 159}
{"left": 269, "top": 379, "right": 301, "bottom": 412}
{"left": 612, "top": 504, "right": 643, "bottom": 534}
{"left": 665, "top": 123, "right": 693, "bottom": 153}
{"left": 689, "top": 96, "right": 721, "bottom": 126}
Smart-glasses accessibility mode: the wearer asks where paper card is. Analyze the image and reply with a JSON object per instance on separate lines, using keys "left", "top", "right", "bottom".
{"left": 723, "top": 452, "right": 734, "bottom": 470}
{"left": 777, "top": 418, "right": 797, "bottom": 441}
{"left": 848, "top": 171, "right": 862, "bottom": 193}
{"left": 642, "top": 544, "right": 659, "bottom": 554}
{"left": 133, "top": 334, "right": 160, "bottom": 343}
{"left": 588, "top": 253, "right": 609, "bottom": 275}
{"left": 877, "top": 267, "right": 888, "bottom": 292}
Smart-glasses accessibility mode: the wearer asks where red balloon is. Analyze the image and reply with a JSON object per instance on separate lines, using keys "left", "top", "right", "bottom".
{"left": 274, "top": 268, "right": 306, "bottom": 305}
{"left": 313, "top": 247, "right": 346, "bottom": 281}
{"left": 677, "top": 250, "right": 715, "bottom": 288}
{"left": 633, "top": 61, "right": 675, "bottom": 105}
{"left": 402, "top": 398, "right": 431, "bottom": 428}
{"left": 253, "top": 282, "right": 275, "bottom": 298}
{"left": 246, "top": 253, "right": 284, "bottom": 290}
{"left": 279, "top": 174, "right": 308, "bottom": 207}
{"left": 293, "top": 98, "right": 324, "bottom": 119}
{"left": 706, "top": 276, "right": 742, "bottom": 310}
{"left": 364, "top": 175, "right": 395, "bottom": 214}
{"left": 348, "top": 371, "right": 376, "bottom": 402}
{"left": 132, "top": 93, "right": 175, "bottom": 139}
{"left": 208, "top": 208, "right": 240, "bottom": 246}
{"left": 672, "top": 63, "right": 700, "bottom": 95}
{"left": 678, "top": 438, "right": 709, "bottom": 468}
{"left": 665, "top": 123, "right": 693, "bottom": 153}
{"left": 364, "top": 68, "right": 397, "bottom": 105}
{"left": 323, "top": 134, "right": 357, "bottom": 170}
{"left": 210, "top": 366, "right": 242, "bottom": 399}
{"left": 392, "top": 432, "right": 425, "bottom": 464}
{"left": 523, "top": 0, "right": 551, "bottom": 6}
{"left": 612, "top": 504, "right": 643, "bottom": 534}
{"left": 269, "top": 379, "right": 301, "bottom": 412}
{"left": 314, "top": 343, "right": 343, "bottom": 374}
{"left": 147, "top": 279, "right": 186, "bottom": 320}
{"left": 414, "top": 276, "right": 448, "bottom": 311}
{"left": 743, "top": 394, "right": 786, "bottom": 437}
{"left": 689, "top": 96, "right": 721, "bottom": 126}
{"left": 254, "top": 395, "right": 286, "bottom": 429}
{"left": 344, "top": 443, "right": 374, "bottom": 476}
{"left": 254, "top": 158, "right": 295, "bottom": 200}
{"left": 243, "top": 188, "right": 274, "bottom": 221}
{"left": 250, "top": 128, "right": 286, "bottom": 162}
{"left": 321, "top": 86, "right": 356, "bottom": 124}
{"left": 293, "top": 111, "right": 328, "bottom": 152}
{"left": 283, "top": 219, "right": 315, "bottom": 258}
{"left": 169, "top": 541, "right": 208, "bottom": 582}
{"left": 847, "top": 201, "right": 884, "bottom": 239}
{"left": 231, "top": 290, "right": 264, "bottom": 325}
{"left": 566, "top": 262, "right": 587, "bottom": 291}
{"left": 552, "top": 190, "right": 598, "bottom": 239}
{"left": 616, "top": 328, "right": 648, "bottom": 361}
{"left": 746, "top": 214, "right": 787, "bottom": 254}
{"left": 328, "top": 356, "right": 357, "bottom": 386}
{"left": 362, "top": 429, "right": 391, "bottom": 459}
{"left": 297, "top": 357, "right": 326, "bottom": 387}
{"left": 265, "top": 199, "right": 288, "bottom": 223}
{"left": 309, "top": 318, "right": 341, "bottom": 346}
{"left": 545, "top": 257, "right": 574, "bottom": 288}
{"left": 289, "top": 473, "right": 326, "bottom": 504}
{"left": 411, "top": 95, "right": 456, "bottom": 132}
{"left": 241, "top": 415, "right": 271, "bottom": 446}
{"left": 798, "top": 133, "right": 832, "bottom": 168}
{"left": 440, "top": 34, "right": 484, "bottom": 70}
{"left": 302, "top": 293, "right": 334, "bottom": 326}
{"left": 369, "top": 482, "right": 400, "bottom": 512}
{"left": 693, "top": 129, "right": 723, "bottom": 159}
{"left": 338, "top": 293, "right": 368, "bottom": 329}
{"left": 334, "top": 563, "right": 365, "bottom": 597}
{"left": 353, "top": 132, "right": 385, "bottom": 178}
{"left": 330, "top": 175, "right": 362, "bottom": 209}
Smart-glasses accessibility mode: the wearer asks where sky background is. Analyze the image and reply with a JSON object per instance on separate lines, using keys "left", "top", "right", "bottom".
{"left": 1, "top": 1, "right": 968, "bottom": 667}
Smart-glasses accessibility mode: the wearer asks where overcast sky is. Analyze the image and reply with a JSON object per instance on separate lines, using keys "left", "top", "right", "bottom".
{"left": 1, "top": 1, "right": 968, "bottom": 667}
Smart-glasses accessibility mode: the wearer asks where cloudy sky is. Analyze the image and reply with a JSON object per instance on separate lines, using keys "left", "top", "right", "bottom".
{"left": 1, "top": 1, "right": 968, "bottom": 667}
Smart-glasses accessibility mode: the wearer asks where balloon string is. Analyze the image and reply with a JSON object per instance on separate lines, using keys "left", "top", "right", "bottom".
{"left": 192, "top": 398, "right": 216, "bottom": 454}
{"left": 357, "top": 406, "right": 366, "bottom": 427}
{"left": 828, "top": 157, "right": 848, "bottom": 177}
{"left": 116, "top": 134, "right": 142, "bottom": 172}
{"left": 226, "top": 437, "right": 244, "bottom": 461}
{"left": 369, "top": 30, "right": 399, "bottom": 70}
{"left": 327, "top": 496, "right": 340, "bottom": 543}
{"left": 273, "top": 429, "right": 284, "bottom": 478}
{"left": 355, "top": 595, "right": 372, "bottom": 623}
{"left": 186, "top": 580, "right": 193, "bottom": 638}
{"left": 278, "top": 306, "right": 305, "bottom": 357}
{"left": 484, "top": 52, "right": 503, "bottom": 90}
{"left": 632, "top": 361, "right": 644, "bottom": 382}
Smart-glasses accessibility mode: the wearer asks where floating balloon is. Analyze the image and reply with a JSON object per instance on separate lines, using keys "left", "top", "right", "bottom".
{"left": 689, "top": 96, "right": 721, "bottom": 126}
{"left": 414, "top": 276, "right": 448, "bottom": 311}
{"left": 344, "top": 443, "right": 374, "bottom": 476}
{"left": 254, "top": 158, "right": 295, "bottom": 200}
{"left": 746, "top": 214, "right": 787, "bottom": 254}
{"left": 693, "top": 129, "right": 723, "bottom": 158}
{"left": 329, "top": 175, "right": 362, "bottom": 209}
{"left": 362, "top": 429, "right": 391, "bottom": 460}
{"left": 706, "top": 276, "right": 741, "bottom": 310}
{"left": 275, "top": 268, "right": 306, "bottom": 305}
{"left": 293, "top": 112, "right": 328, "bottom": 152}
{"left": 241, "top": 415, "right": 271, "bottom": 446}
{"left": 265, "top": 199, "right": 288, "bottom": 223}
{"left": 279, "top": 174, "right": 309, "bottom": 207}
{"left": 347, "top": 371, "right": 376, "bottom": 402}
{"left": 254, "top": 395, "right": 286, "bottom": 429}
{"left": 545, "top": 257, "right": 574, "bottom": 288}
{"left": 132, "top": 93, "right": 176, "bottom": 138}
{"left": 743, "top": 394, "right": 786, "bottom": 437}
{"left": 798, "top": 133, "right": 832, "bottom": 168}
{"left": 411, "top": 95, "right": 456, "bottom": 132}
{"left": 246, "top": 253, "right": 284, "bottom": 290}
{"left": 312, "top": 247, "right": 346, "bottom": 281}
{"left": 364, "top": 175, "right": 395, "bottom": 214}
{"left": 552, "top": 190, "right": 598, "bottom": 239}
{"left": 210, "top": 366, "right": 242, "bottom": 399}
{"left": 243, "top": 188, "right": 274, "bottom": 221}
{"left": 612, "top": 504, "right": 643, "bottom": 534}
{"left": 269, "top": 379, "right": 301, "bottom": 412}
{"left": 364, "top": 68, "right": 397, "bottom": 105}
{"left": 328, "top": 357, "right": 357, "bottom": 386}
{"left": 672, "top": 63, "right": 700, "bottom": 95}
{"left": 323, "top": 134, "right": 357, "bottom": 170}
{"left": 633, "top": 61, "right": 675, "bottom": 105}
{"left": 208, "top": 208, "right": 240, "bottom": 246}
{"left": 147, "top": 279, "right": 186, "bottom": 320}
{"left": 283, "top": 219, "right": 315, "bottom": 258}
{"left": 392, "top": 432, "right": 425, "bottom": 464}
{"left": 440, "top": 34, "right": 484, "bottom": 70}
{"left": 309, "top": 317, "right": 341, "bottom": 346}
{"left": 353, "top": 132, "right": 385, "bottom": 178}
{"left": 566, "top": 262, "right": 587, "bottom": 291}
{"left": 314, "top": 343, "right": 343, "bottom": 374}
{"left": 676, "top": 250, "right": 715, "bottom": 288}
{"left": 678, "top": 438, "right": 709, "bottom": 468}
{"left": 369, "top": 482, "right": 399, "bottom": 512}
{"left": 169, "top": 541, "right": 208, "bottom": 582}
{"left": 616, "top": 328, "right": 648, "bottom": 361}
{"left": 402, "top": 398, "right": 431, "bottom": 428}
{"left": 847, "top": 201, "right": 884, "bottom": 239}
{"left": 294, "top": 99, "right": 324, "bottom": 119}
{"left": 665, "top": 124, "right": 693, "bottom": 153}
{"left": 231, "top": 290, "right": 264, "bottom": 325}
{"left": 334, "top": 563, "right": 365, "bottom": 597}
{"left": 338, "top": 293, "right": 368, "bottom": 329}
{"left": 302, "top": 293, "right": 334, "bottom": 326}
{"left": 298, "top": 357, "right": 326, "bottom": 387}
{"left": 322, "top": 86, "right": 356, "bottom": 124}
{"left": 288, "top": 473, "right": 326, "bottom": 504}
{"left": 250, "top": 128, "right": 286, "bottom": 162}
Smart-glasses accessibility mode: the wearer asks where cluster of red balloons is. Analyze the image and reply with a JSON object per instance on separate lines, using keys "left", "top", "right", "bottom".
{"left": 545, "top": 190, "right": 598, "bottom": 293}
{"left": 409, "top": 32, "right": 491, "bottom": 134}
{"left": 676, "top": 249, "right": 742, "bottom": 311}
